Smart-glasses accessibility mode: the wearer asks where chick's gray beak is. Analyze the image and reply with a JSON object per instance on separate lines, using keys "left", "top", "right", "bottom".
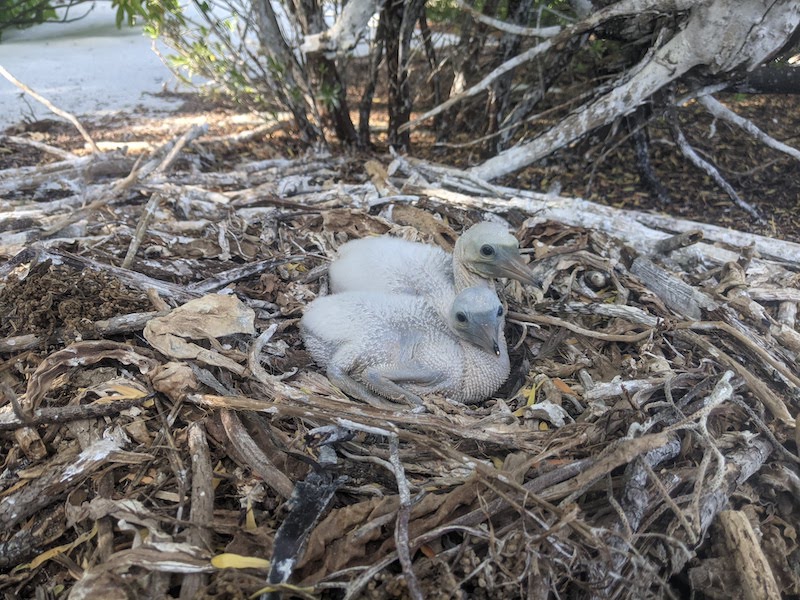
{"left": 466, "top": 318, "right": 502, "bottom": 355}
{"left": 494, "top": 247, "right": 539, "bottom": 286}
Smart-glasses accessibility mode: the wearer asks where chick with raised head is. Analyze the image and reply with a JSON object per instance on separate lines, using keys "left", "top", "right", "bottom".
{"left": 328, "top": 221, "right": 536, "bottom": 314}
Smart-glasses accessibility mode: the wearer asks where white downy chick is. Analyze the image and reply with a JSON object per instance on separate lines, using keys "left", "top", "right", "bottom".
{"left": 300, "top": 286, "right": 510, "bottom": 407}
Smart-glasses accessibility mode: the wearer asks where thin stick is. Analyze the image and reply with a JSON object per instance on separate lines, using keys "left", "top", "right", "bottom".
{"left": 2, "top": 135, "right": 78, "bottom": 160}
{"left": 400, "top": 39, "right": 553, "bottom": 132}
{"left": 454, "top": 0, "right": 560, "bottom": 38}
{"left": 336, "top": 419, "right": 423, "bottom": 600}
{"left": 0, "top": 395, "right": 152, "bottom": 431}
{"left": 698, "top": 95, "right": 800, "bottom": 162}
{"left": 0, "top": 64, "right": 100, "bottom": 153}
{"left": 508, "top": 311, "right": 653, "bottom": 343}
{"left": 667, "top": 106, "right": 762, "bottom": 222}
{"left": 122, "top": 192, "right": 164, "bottom": 269}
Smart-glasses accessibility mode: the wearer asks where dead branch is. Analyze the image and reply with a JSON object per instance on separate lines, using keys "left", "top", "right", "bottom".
{"left": 0, "top": 310, "right": 167, "bottom": 353}
{"left": 180, "top": 423, "right": 216, "bottom": 600}
{"left": 719, "top": 510, "right": 782, "bottom": 600}
{"left": 400, "top": 170, "right": 800, "bottom": 267}
{"left": 509, "top": 311, "right": 653, "bottom": 343}
{"left": 698, "top": 95, "right": 800, "bottom": 162}
{"left": 667, "top": 107, "right": 763, "bottom": 222}
{"left": 0, "top": 394, "right": 151, "bottom": 431}
{"left": 401, "top": 39, "right": 554, "bottom": 133}
{"left": 467, "top": 0, "right": 800, "bottom": 180}
{"left": 220, "top": 409, "right": 295, "bottom": 500}
{"left": 0, "top": 65, "right": 100, "bottom": 153}
{"left": 454, "top": 0, "right": 561, "bottom": 37}
{"left": 123, "top": 191, "right": 166, "bottom": 269}
{"left": 0, "top": 152, "right": 134, "bottom": 197}
{"left": 1, "top": 134, "right": 78, "bottom": 160}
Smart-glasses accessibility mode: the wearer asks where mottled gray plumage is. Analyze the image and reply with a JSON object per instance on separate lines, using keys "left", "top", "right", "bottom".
{"left": 300, "top": 287, "right": 510, "bottom": 407}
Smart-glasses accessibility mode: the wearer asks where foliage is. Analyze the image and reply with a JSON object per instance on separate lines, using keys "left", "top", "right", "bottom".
{"left": 0, "top": 0, "right": 64, "bottom": 40}
{"left": 110, "top": 0, "right": 183, "bottom": 29}
{"left": 425, "top": 0, "right": 459, "bottom": 24}
{"left": 0, "top": 0, "right": 157, "bottom": 41}
{"left": 111, "top": 0, "right": 292, "bottom": 109}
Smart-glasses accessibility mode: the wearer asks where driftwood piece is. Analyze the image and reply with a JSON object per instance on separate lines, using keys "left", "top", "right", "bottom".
{"left": 396, "top": 158, "right": 800, "bottom": 267}
{"left": 719, "top": 510, "right": 782, "bottom": 600}
{"left": 630, "top": 256, "right": 717, "bottom": 320}
{"left": 179, "top": 423, "right": 215, "bottom": 600}
{"left": 0, "top": 152, "right": 135, "bottom": 197}
{"left": 651, "top": 229, "right": 704, "bottom": 255}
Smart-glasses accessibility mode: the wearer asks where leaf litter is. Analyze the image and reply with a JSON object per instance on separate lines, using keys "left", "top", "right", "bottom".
{"left": 0, "top": 121, "right": 799, "bottom": 599}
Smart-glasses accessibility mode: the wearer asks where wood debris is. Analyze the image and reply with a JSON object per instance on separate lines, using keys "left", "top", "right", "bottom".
{"left": 0, "top": 125, "right": 798, "bottom": 599}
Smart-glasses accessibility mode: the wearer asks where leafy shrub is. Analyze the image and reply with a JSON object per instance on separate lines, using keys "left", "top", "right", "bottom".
{"left": 0, "top": 0, "right": 58, "bottom": 40}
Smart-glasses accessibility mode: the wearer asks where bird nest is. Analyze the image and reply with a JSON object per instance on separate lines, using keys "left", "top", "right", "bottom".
{"left": 1, "top": 128, "right": 799, "bottom": 600}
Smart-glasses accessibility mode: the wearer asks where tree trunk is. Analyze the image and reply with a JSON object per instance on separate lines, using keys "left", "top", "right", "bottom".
{"left": 300, "top": 0, "right": 386, "bottom": 54}
{"left": 384, "top": 0, "right": 425, "bottom": 150}
{"left": 384, "top": 0, "right": 406, "bottom": 150}
{"left": 252, "top": 0, "right": 322, "bottom": 143}
{"left": 418, "top": 12, "right": 444, "bottom": 138}
{"left": 486, "top": 0, "right": 537, "bottom": 153}
{"left": 358, "top": 14, "right": 386, "bottom": 147}
{"left": 290, "top": 0, "right": 358, "bottom": 144}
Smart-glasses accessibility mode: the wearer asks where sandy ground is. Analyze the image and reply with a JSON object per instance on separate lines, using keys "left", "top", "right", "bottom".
{"left": 0, "top": 1, "right": 191, "bottom": 131}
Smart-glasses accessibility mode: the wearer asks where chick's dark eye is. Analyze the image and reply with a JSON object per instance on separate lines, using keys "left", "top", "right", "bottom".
{"left": 456, "top": 312, "right": 467, "bottom": 323}
{"left": 497, "top": 306, "right": 504, "bottom": 317}
{"left": 480, "top": 244, "right": 495, "bottom": 257}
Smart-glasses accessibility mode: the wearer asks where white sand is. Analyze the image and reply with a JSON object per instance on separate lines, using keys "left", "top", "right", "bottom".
{"left": 0, "top": 1, "right": 190, "bottom": 130}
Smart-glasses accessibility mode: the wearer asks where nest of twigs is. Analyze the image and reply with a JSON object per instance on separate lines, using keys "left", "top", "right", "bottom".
{"left": 1, "top": 125, "right": 799, "bottom": 600}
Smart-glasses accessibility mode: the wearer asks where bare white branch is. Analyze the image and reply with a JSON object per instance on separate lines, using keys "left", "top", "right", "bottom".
{"left": 0, "top": 64, "right": 100, "bottom": 153}
{"left": 469, "top": 0, "right": 800, "bottom": 180}
{"left": 454, "top": 0, "right": 561, "bottom": 38}
{"left": 698, "top": 95, "right": 800, "bottom": 162}
{"left": 302, "top": 0, "right": 385, "bottom": 55}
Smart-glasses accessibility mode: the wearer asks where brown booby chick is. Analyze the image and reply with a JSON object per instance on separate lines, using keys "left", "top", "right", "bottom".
{"left": 328, "top": 221, "right": 536, "bottom": 312}
{"left": 300, "top": 286, "right": 510, "bottom": 407}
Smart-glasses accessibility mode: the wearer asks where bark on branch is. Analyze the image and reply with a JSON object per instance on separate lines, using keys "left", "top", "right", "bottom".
{"left": 469, "top": 0, "right": 800, "bottom": 180}
{"left": 301, "top": 0, "right": 385, "bottom": 55}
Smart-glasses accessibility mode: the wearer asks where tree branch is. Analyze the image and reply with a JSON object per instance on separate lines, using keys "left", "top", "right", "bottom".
{"left": 667, "top": 107, "right": 763, "bottom": 222}
{"left": 0, "top": 64, "right": 100, "bottom": 153}
{"left": 697, "top": 94, "right": 800, "bottom": 162}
